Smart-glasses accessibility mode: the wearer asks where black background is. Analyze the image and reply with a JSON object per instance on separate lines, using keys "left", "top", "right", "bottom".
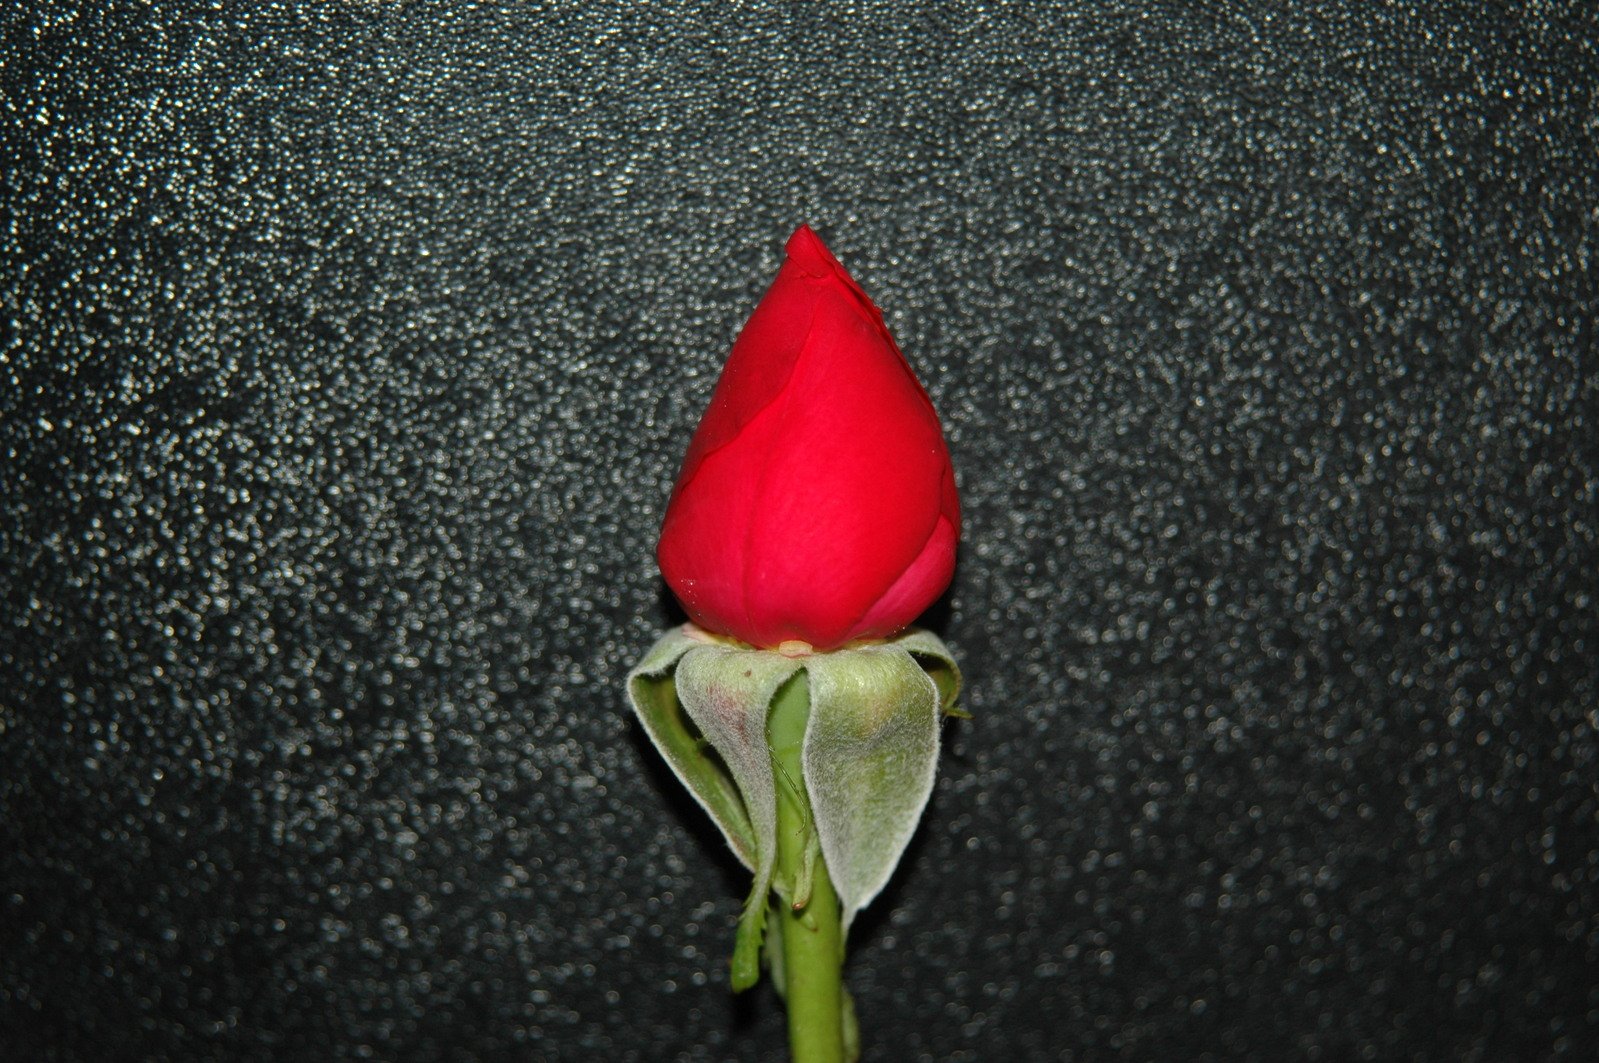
{"left": 3, "top": 2, "right": 1597, "bottom": 1060}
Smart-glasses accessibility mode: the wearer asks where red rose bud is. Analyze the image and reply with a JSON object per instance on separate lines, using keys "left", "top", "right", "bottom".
{"left": 657, "top": 225, "right": 960, "bottom": 651}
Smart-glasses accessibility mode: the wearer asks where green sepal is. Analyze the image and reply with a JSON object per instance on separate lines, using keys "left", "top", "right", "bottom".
{"left": 895, "top": 627, "right": 964, "bottom": 716}
{"left": 627, "top": 628, "right": 757, "bottom": 864}
{"left": 673, "top": 641, "right": 803, "bottom": 978}
{"left": 730, "top": 877, "right": 767, "bottom": 992}
{"left": 804, "top": 637, "right": 947, "bottom": 931}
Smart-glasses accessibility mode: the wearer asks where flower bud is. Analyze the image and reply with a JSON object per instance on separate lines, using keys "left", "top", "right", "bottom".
{"left": 657, "top": 225, "right": 959, "bottom": 651}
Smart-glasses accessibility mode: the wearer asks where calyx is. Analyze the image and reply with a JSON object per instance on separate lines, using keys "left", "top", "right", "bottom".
{"left": 628, "top": 625, "right": 963, "bottom": 988}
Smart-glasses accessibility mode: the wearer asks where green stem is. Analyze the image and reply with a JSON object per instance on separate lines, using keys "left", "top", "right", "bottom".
{"left": 768, "top": 673, "right": 846, "bottom": 1063}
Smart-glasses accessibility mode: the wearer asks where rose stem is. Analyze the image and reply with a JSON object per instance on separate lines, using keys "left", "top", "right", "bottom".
{"left": 768, "top": 673, "right": 846, "bottom": 1063}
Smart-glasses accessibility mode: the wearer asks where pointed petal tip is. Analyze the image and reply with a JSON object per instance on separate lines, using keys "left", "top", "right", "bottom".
{"left": 782, "top": 224, "right": 888, "bottom": 329}
{"left": 784, "top": 223, "right": 835, "bottom": 276}
{"left": 786, "top": 221, "right": 820, "bottom": 247}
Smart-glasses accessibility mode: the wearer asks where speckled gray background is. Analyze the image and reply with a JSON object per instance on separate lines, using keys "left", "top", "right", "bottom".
{"left": 3, "top": 2, "right": 1597, "bottom": 1060}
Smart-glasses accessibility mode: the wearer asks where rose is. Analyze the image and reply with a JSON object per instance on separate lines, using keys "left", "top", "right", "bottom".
{"left": 657, "top": 225, "right": 960, "bottom": 651}
{"left": 637, "top": 225, "right": 965, "bottom": 1047}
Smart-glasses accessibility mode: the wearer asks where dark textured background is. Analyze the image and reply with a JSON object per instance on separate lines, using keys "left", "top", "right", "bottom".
{"left": 3, "top": 2, "right": 1597, "bottom": 1060}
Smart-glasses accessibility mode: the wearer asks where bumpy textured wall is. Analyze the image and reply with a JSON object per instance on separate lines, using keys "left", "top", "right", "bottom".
{"left": 3, "top": 3, "right": 1596, "bottom": 1060}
